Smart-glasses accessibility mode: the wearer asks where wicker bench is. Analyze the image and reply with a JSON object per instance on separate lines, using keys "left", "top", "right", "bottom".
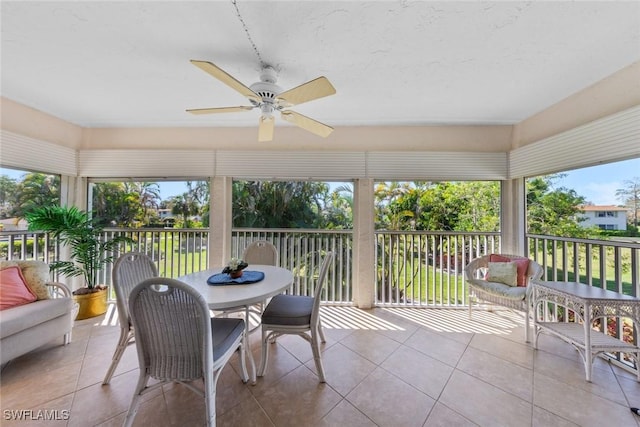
{"left": 464, "top": 254, "right": 543, "bottom": 342}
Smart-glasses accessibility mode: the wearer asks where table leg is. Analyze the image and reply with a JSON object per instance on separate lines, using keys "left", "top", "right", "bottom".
{"left": 584, "top": 302, "right": 592, "bottom": 382}
{"left": 244, "top": 305, "right": 257, "bottom": 384}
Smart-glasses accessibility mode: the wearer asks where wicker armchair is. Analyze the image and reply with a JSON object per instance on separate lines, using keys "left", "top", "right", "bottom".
{"left": 464, "top": 254, "right": 543, "bottom": 342}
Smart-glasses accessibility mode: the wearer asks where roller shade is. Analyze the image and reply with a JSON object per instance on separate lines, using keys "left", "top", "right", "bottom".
{"left": 509, "top": 105, "right": 640, "bottom": 178}
{"left": 78, "top": 150, "right": 215, "bottom": 177}
{"left": 0, "top": 130, "right": 77, "bottom": 176}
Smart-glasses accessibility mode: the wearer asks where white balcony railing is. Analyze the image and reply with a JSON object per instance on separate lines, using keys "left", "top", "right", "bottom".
{"left": 3, "top": 228, "right": 637, "bottom": 307}
{"left": 375, "top": 231, "right": 501, "bottom": 307}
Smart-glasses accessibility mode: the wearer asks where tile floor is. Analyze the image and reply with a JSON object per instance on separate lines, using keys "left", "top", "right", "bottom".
{"left": 1, "top": 305, "right": 640, "bottom": 427}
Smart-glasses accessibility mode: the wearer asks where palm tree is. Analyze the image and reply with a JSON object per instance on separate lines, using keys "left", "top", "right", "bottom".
{"left": 171, "top": 193, "right": 200, "bottom": 228}
{"left": 14, "top": 173, "right": 60, "bottom": 218}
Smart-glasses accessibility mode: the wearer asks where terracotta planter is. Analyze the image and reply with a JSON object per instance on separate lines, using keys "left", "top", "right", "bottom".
{"left": 73, "top": 288, "right": 108, "bottom": 320}
{"left": 229, "top": 270, "right": 243, "bottom": 279}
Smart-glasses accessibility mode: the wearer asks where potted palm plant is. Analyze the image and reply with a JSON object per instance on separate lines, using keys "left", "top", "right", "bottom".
{"left": 25, "top": 205, "right": 133, "bottom": 319}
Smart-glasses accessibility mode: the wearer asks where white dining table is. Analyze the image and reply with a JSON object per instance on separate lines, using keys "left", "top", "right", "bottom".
{"left": 179, "top": 265, "right": 294, "bottom": 383}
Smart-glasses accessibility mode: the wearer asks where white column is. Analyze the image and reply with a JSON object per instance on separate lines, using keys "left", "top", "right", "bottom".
{"left": 59, "top": 175, "right": 86, "bottom": 291}
{"left": 353, "top": 178, "right": 375, "bottom": 308}
{"left": 501, "top": 178, "right": 526, "bottom": 255}
{"left": 209, "top": 176, "right": 232, "bottom": 267}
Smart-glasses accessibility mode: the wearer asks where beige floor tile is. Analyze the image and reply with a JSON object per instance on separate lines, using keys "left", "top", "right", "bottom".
{"left": 346, "top": 367, "right": 435, "bottom": 427}
{"left": 68, "top": 369, "right": 140, "bottom": 427}
{"left": 1, "top": 307, "right": 635, "bottom": 426}
{"left": 216, "top": 363, "right": 256, "bottom": 415}
{"left": 268, "top": 332, "right": 325, "bottom": 365}
{"left": 469, "top": 332, "right": 534, "bottom": 369}
{"left": 532, "top": 405, "right": 579, "bottom": 427}
{"left": 0, "top": 359, "right": 81, "bottom": 410}
{"left": 127, "top": 394, "right": 172, "bottom": 427}
{"left": 457, "top": 346, "right": 533, "bottom": 401}
{"left": 217, "top": 394, "right": 274, "bottom": 427}
{"left": 404, "top": 327, "right": 468, "bottom": 367}
{"left": 534, "top": 332, "right": 611, "bottom": 371}
{"left": 252, "top": 365, "right": 342, "bottom": 427}
{"left": 439, "top": 370, "right": 532, "bottom": 427}
{"left": 250, "top": 341, "right": 304, "bottom": 390}
{"left": 306, "top": 342, "right": 377, "bottom": 396}
{"left": 339, "top": 329, "right": 401, "bottom": 365}
{"left": 314, "top": 399, "right": 376, "bottom": 427}
{"left": 533, "top": 372, "right": 636, "bottom": 427}
{"left": 380, "top": 344, "right": 454, "bottom": 400}
{"left": 4, "top": 336, "right": 88, "bottom": 374}
{"left": 618, "top": 374, "right": 640, "bottom": 406}
{"left": 533, "top": 349, "right": 625, "bottom": 405}
{"left": 356, "top": 307, "right": 420, "bottom": 343}
{"left": 162, "top": 381, "right": 207, "bottom": 426}
{"left": 93, "top": 412, "right": 127, "bottom": 427}
{"left": 423, "top": 402, "right": 477, "bottom": 427}
{"left": 320, "top": 323, "right": 357, "bottom": 343}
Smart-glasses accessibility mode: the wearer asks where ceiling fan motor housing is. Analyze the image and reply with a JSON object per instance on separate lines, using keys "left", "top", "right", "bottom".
{"left": 249, "top": 66, "right": 282, "bottom": 110}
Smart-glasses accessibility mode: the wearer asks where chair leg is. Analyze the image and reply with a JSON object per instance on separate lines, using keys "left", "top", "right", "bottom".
{"left": 123, "top": 372, "right": 149, "bottom": 427}
{"left": 310, "top": 328, "right": 326, "bottom": 383}
{"left": 318, "top": 318, "right": 326, "bottom": 343}
{"left": 103, "top": 327, "right": 132, "bottom": 385}
{"left": 524, "top": 303, "right": 531, "bottom": 343}
{"left": 204, "top": 372, "right": 216, "bottom": 427}
{"left": 257, "top": 328, "right": 269, "bottom": 377}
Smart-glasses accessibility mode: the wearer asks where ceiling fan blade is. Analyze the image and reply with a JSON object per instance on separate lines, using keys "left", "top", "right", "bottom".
{"left": 186, "top": 106, "right": 254, "bottom": 115}
{"left": 281, "top": 110, "right": 334, "bottom": 138}
{"left": 258, "top": 116, "right": 275, "bottom": 142}
{"left": 276, "top": 76, "right": 336, "bottom": 107}
{"left": 190, "top": 60, "right": 261, "bottom": 103}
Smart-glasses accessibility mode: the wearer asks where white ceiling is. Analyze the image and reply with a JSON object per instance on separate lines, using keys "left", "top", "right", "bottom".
{"left": 2, "top": 1, "right": 639, "bottom": 130}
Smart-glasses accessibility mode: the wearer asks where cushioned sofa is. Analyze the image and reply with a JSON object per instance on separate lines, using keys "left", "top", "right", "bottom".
{"left": 0, "top": 260, "right": 77, "bottom": 365}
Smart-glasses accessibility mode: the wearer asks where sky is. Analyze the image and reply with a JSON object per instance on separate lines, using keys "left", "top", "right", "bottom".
{"left": 1, "top": 158, "right": 638, "bottom": 205}
{"left": 549, "top": 158, "right": 639, "bottom": 205}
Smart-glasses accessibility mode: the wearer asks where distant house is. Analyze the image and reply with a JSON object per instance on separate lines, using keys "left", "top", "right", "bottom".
{"left": 157, "top": 208, "right": 173, "bottom": 220}
{"left": 0, "top": 218, "right": 28, "bottom": 231}
{"left": 579, "top": 205, "right": 628, "bottom": 231}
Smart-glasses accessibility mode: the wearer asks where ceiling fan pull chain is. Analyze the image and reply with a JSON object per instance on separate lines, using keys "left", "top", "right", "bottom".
{"left": 230, "top": 0, "right": 266, "bottom": 68}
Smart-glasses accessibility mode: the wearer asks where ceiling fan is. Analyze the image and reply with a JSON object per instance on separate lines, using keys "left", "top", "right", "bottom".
{"left": 187, "top": 60, "right": 336, "bottom": 142}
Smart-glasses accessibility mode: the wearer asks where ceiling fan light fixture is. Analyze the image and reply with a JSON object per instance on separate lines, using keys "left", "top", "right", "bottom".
{"left": 260, "top": 103, "right": 274, "bottom": 119}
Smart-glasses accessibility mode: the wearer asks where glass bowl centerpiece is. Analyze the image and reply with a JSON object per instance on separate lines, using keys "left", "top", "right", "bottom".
{"left": 222, "top": 258, "right": 248, "bottom": 279}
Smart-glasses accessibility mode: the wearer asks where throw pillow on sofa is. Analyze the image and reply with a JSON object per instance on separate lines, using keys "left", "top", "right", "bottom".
{"left": 0, "top": 266, "right": 38, "bottom": 309}
{"left": 0, "top": 261, "right": 50, "bottom": 300}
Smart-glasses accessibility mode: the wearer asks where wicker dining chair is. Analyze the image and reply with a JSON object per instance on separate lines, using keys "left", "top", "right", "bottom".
{"left": 102, "top": 252, "right": 158, "bottom": 385}
{"left": 223, "top": 240, "right": 279, "bottom": 329}
{"left": 242, "top": 240, "right": 279, "bottom": 266}
{"left": 258, "top": 252, "right": 334, "bottom": 383}
{"left": 124, "top": 277, "right": 249, "bottom": 427}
